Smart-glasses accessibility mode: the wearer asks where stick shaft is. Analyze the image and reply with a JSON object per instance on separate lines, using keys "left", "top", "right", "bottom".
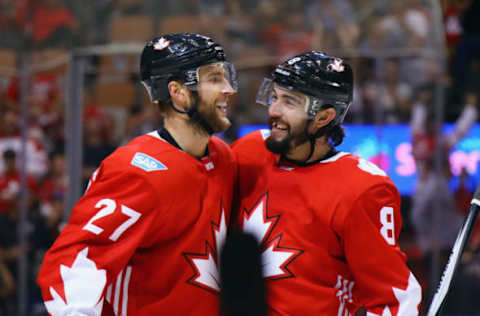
{"left": 426, "top": 198, "right": 480, "bottom": 316}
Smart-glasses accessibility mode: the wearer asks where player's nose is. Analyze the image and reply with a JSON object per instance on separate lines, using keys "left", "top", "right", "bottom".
{"left": 268, "top": 100, "right": 283, "bottom": 117}
{"left": 221, "top": 78, "right": 236, "bottom": 95}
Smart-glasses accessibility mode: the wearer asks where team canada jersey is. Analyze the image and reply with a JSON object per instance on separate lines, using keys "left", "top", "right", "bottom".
{"left": 37, "top": 131, "right": 236, "bottom": 316}
{"left": 231, "top": 130, "right": 422, "bottom": 316}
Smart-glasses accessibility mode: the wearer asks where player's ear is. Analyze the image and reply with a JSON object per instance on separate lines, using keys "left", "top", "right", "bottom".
{"left": 168, "top": 81, "right": 192, "bottom": 110}
{"left": 312, "top": 107, "right": 336, "bottom": 129}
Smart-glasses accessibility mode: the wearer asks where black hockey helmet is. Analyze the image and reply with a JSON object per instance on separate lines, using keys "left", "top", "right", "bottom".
{"left": 257, "top": 51, "right": 353, "bottom": 125}
{"left": 140, "top": 33, "right": 237, "bottom": 103}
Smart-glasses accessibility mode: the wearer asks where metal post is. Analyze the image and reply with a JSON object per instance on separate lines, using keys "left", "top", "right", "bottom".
{"left": 65, "top": 54, "right": 85, "bottom": 219}
{"left": 17, "top": 51, "right": 29, "bottom": 316}
{"left": 428, "top": 0, "right": 448, "bottom": 303}
{"left": 64, "top": 44, "right": 144, "bottom": 220}
{"left": 374, "top": 56, "right": 386, "bottom": 170}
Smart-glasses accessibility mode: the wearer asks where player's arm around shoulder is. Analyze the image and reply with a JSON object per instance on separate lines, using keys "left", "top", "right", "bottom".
{"left": 37, "top": 148, "right": 163, "bottom": 316}
{"left": 333, "top": 160, "right": 422, "bottom": 316}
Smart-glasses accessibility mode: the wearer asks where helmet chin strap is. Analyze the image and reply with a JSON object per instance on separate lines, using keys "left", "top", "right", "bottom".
{"left": 303, "top": 120, "right": 316, "bottom": 163}
{"left": 302, "top": 120, "right": 333, "bottom": 163}
{"left": 283, "top": 120, "right": 316, "bottom": 164}
{"left": 169, "top": 92, "right": 215, "bottom": 135}
{"left": 305, "top": 136, "right": 316, "bottom": 163}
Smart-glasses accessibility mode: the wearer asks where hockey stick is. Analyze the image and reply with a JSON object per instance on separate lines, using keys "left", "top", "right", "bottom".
{"left": 426, "top": 184, "right": 480, "bottom": 316}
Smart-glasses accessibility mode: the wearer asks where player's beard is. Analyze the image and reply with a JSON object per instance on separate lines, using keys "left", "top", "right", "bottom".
{"left": 265, "top": 119, "right": 309, "bottom": 155}
{"left": 191, "top": 98, "right": 231, "bottom": 134}
{"left": 199, "top": 102, "right": 231, "bottom": 133}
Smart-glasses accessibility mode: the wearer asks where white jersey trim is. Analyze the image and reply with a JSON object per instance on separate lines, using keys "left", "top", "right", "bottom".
{"left": 122, "top": 267, "right": 132, "bottom": 316}
{"left": 320, "top": 152, "right": 350, "bottom": 163}
{"left": 106, "top": 266, "right": 132, "bottom": 316}
{"left": 146, "top": 130, "right": 186, "bottom": 153}
{"left": 147, "top": 130, "right": 165, "bottom": 141}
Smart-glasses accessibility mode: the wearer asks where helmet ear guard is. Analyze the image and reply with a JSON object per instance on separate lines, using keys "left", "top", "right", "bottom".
{"left": 141, "top": 76, "right": 172, "bottom": 103}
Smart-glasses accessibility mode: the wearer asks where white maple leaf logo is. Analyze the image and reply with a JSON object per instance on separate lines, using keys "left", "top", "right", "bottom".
{"left": 44, "top": 247, "right": 107, "bottom": 316}
{"left": 153, "top": 37, "right": 170, "bottom": 50}
{"left": 391, "top": 272, "right": 422, "bottom": 316}
{"left": 242, "top": 192, "right": 303, "bottom": 280}
{"left": 362, "top": 272, "right": 421, "bottom": 316}
{"left": 327, "top": 58, "right": 345, "bottom": 72}
{"left": 184, "top": 205, "right": 227, "bottom": 294}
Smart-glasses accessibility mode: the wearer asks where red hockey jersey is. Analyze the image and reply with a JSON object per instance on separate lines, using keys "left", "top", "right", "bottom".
{"left": 232, "top": 130, "right": 422, "bottom": 316}
{"left": 37, "top": 131, "right": 236, "bottom": 315}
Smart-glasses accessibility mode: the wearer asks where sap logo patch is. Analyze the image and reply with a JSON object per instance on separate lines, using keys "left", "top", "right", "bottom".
{"left": 131, "top": 153, "right": 167, "bottom": 172}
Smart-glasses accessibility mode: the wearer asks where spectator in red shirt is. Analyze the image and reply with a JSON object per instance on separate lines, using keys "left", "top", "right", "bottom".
{"left": 39, "top": 151, "right": 67, "bottom": 205}
{"left": 15, "top": 0, "right": 78, "bottom": 48}
{"left": 0, "top": 108, "right": 48, "bottom": 178}
{"left": 0, "top": 149, "right": 38, "bottom": 214}
{"left": 0, "top": 149, "right": 20, "bottom": 214}
{"left": 271, "top": 12, "right": 314, "bottom": 64}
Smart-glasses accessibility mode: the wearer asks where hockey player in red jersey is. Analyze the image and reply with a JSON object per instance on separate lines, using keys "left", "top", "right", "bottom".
{"left": 232, "top": 52, "right": 422, "bottom": 315}
{"left": 37, "top": 33, "right": 237, "bottom": 315}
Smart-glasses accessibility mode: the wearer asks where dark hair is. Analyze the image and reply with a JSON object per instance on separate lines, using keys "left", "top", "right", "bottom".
{"left": 3, "top": 149, "right": 15, "bottom": 160}
{"left": 327, "top": 125, "right": 345, "bottom": 147}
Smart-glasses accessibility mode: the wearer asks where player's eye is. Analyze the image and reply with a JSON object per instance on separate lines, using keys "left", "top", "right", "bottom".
{"left": 269, "top": 93, "right": 278, "bottom": 105}
{"left": 211, "top": 76, "right": 222, "bottom": 83}
{"left": 206, "top": 71, "right": 224, "bottom": 84}
{"left": 282, "top": 97, "right": 299, "bottom": 108}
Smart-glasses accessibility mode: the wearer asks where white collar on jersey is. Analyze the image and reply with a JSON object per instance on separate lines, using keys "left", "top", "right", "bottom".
{"left": 146, "top": 130, "right": 212, "bottom": 169}
{"left": 319, "top": 151, "right": 349, "bottom": 163}
{"left": 147, "top": 130, "right": 164, "bottom": 141}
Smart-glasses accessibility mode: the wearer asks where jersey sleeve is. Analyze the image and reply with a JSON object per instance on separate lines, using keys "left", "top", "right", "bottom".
{"left": 340, "top": 183, "right": 422, "bottom": 316}
{"left": 37, "top": 161, "right": 159, "bottom": 316}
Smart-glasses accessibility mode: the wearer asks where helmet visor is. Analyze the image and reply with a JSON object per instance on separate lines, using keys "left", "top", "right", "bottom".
{"left": 256, "top": 78, "right": 344, "bottom": 120}
{"left": 256, "top": 78, "right": 311, "bottom": 120}
{"left": 188, "top": 61, "right": 238, "bottom": 94}
{"left": 255, "top": 78, "right": 275, "bottom": 107}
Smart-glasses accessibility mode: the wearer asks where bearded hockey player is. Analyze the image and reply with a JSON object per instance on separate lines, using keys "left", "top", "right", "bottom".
{"left": 232, "top": 51, "right": 422, "bottom": 315}
{"left": 37, "top": 33, "right": 237, "bottom": 315}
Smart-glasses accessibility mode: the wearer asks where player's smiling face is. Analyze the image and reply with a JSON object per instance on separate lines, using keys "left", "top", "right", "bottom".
{"left": 265, "top": 84, "right": 310, "bottom": 154}
{"left": 196, "top": 62, "right": 236, "bottom": 133}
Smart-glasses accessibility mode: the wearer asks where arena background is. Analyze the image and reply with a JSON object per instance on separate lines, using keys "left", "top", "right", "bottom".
{"left": 0, "top": 0, "right": 479, "bottom": 315}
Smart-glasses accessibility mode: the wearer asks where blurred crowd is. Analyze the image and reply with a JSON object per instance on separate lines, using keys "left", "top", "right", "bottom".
{"left": 0, "top": 0, "right": 479, "bottom": 315}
